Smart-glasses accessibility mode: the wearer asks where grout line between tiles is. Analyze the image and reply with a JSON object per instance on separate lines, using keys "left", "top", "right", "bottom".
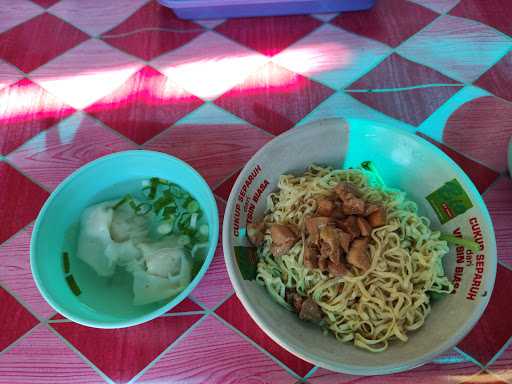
{"left": 160, "top": 310, "right": 205, "bottom": 317}
{"left": 485, "top": 335, "right": 512, "bottom": 369}
{"left": 481, "top": 175, "right": 503, "bottom": 197}
{"left": 498, "top": 260, "right": 512, "bottom": 273}
{"left": 210, "top": 166, "right": 242, "bottom": 192}
{"left": 0, "top": 322, "right": 41, "bottom": 359}
{"left": 345, "top": 84, "right": 464, "bottom": 93}
{"left": 211, "top": 312, "right": 303, "bottom": 381}
{"left": 45, "top": 323, "right": 114, "bottom": 384}
{"left": 100, "top": 26, "right": 206, "bottom": 39}
{"left": 454, "top": 346, "right": 485, "bottom": 369}
{"left": 127, "top": 314, "right": 209, "bottom": 384}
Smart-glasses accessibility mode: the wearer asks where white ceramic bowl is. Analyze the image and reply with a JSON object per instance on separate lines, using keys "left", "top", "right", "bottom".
{"left": 223, "top": 118, "right": 497, "bottom": 375}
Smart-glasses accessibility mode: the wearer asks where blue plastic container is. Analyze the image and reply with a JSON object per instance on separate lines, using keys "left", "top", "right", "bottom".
{"left": 160, "top": 0, "right": 375, "bottom": 20}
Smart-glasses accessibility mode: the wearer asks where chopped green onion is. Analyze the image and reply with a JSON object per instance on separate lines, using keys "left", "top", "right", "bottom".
{"left": 157, "top": 222, "right": 173, "bottom": 235}
{"left": 187, "top": 200, "right": 199, "bottom": 213}
{"left": 429, "top": 291, "right": 448, "bottom": 301}
{"left": 199, "top": 224, "right": 209, "bottom": 236}
{"left": 66, "top": 275, "right": 81, "bottom": 296}
{"left": 360, "top": 161, "right": 385, "bottom": 187}
{"left": 135, "top": 203, "right": 152, "bottom": 216}
{"left": 62, "top": 252, "right": 70, "bottom": 274}
{"left": 190, "top": 213, "right": 198, "bottom": 229}
{"left": 440, "top": 234, "right": 480, "bottom": 252}
{"left": 162, "top": 206, "right": 175, "bottom": 220}
{"left": 178, "top": 235, "right": 191, "bottom": 246}
{"left": 113, "top": 194, "right": 132, "bottom": 210}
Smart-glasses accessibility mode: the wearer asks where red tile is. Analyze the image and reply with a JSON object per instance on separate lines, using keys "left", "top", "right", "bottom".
{"left": 0, "top": 13, "right": 89, "bottom": 73}
{"left": 144, "top": 124, "right": 272, "bottom": 187}
{"left": 101, "top": 1, "right": 204, "bottom": 61}
{"left": 457, "top": 265, "right": 512, "bottom": 365}
{"left": 31, "top": 0, "right": 60, "bottom": 7}
{"left": 214, "top": 62, "right": 334, "bottom": 135}
{"left": 347, "top": 54, "right": 461, "bottom": 126}
{"left": 191, "top": 198, "right": 234, "bottom": 308}
{"left": 484, "top": 177, "right": 512, "bottom": 266}
{"left": 331, "top": 0, "right": 439, "bottom": 48}
{"left": 137, "top": 316, "right": 295, "bottom": 384}
{"left": 85, "top": 66, "right": 203, "bottom": 144}
{"left": 0, "top": 287, "right": 38, "bottom": 352}
{"left": 0, "top": 162, "right": 49, "bottom": 245}
{"left": 214, "top": 170, "right": 241, "bottom": 201}
{"left": 309, "top": 349, "right": 480, "bottom": 384}
{"left": 349, "top": 53, "right": 460, "bottom": 89}
{"left": 8, "top": 113, "right": 137, "bottom": 190}
{"left": 475, "top": 51, "right": 512, "bottom": 104}
{"left": 0, "top": 78, "right": 75, "bottom": 155}
{"left": 0, "top": 225, "right": 55, "bottom": 319}
{"left": 216, "top": 294, "right": 314, "bottom": 376}
{"left": 0, "top": 325, "right": 104, "bottom": 384}
{"left": 167, "top": 298, "right": 203, "bottom": 313}
{"left": 443, "top": 96, "right": 512, "bottom": 173}
{"left": 0, "top": 60, "right": 23, "bottom": 91}
{"left": 450, "top": 0, "right": 512, "bottom": 37}
{"left": 416, "top": 133, "right": 500, "bottom": 194}
{"left": 214, "top": 15, "right": 322, "bottom": 57}
{"left": 52, "top": 315, "right": 202, "bottom": 383}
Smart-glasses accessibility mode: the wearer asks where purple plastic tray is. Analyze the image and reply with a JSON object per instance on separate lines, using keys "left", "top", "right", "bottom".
{"left": 159, "top": 0, "right": 375, "bottom": 19}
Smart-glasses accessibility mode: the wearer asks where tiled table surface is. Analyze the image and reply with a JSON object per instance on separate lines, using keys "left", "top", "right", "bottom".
{"left": 0, "top": 0, "right": 511, "bottom": 383}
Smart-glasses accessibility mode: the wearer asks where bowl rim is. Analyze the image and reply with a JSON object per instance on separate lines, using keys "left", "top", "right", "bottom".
{"left": 222, "top": 117, "right": 497, "bottom": 375}
{"left": 30, "top": 150, "right": 218, "bottom": 328}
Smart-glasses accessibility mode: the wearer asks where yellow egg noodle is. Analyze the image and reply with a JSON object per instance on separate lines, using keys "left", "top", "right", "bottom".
{"left": 256, "top": 165, "right": 453, "bottom": 352}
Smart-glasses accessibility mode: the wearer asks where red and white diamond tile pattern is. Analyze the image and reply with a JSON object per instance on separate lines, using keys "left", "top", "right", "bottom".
{"left": 0, "top": 0, "right": 512, "bottom": 382}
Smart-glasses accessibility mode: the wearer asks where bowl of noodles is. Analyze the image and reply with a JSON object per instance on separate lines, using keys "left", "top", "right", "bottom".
{"left": 222, "top": 118, "right": 496, "bottom": 375}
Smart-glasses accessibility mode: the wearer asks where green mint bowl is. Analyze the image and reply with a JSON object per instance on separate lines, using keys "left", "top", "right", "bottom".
{"left": 31, "top": 150, "right": 218, "bottom": 328}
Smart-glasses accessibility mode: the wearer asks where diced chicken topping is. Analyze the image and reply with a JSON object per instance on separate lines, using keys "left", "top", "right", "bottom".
{"left": 338, "top": 215, "right": 360, "bottom": 239}
{"left": 356, "top": 217, "right": 372, "bottom": 237}
{"left": 364, "top": 204, "right": 380, "bottom": 216}
{"left": 328, "top": 260, "right": 348, "bottom": 277}
{"left": 334, "top": 182, "right": 360, "bottom": 200}
{"left": 247, "top": 221, "right": 265, "bottom": 246}
{"left": 292, "top": 293, "right": 304, "bottom": 313}
{"left": 303, "top": 243, "right": 319, "bottom": 269}
{"left": 316, "top": 198, "right": 334, "bottom": 217}
{"left": 342, "top": 196, "right": 365, "bottom": 215}
{"left": 318, "top": 257, "right": 329, "bottom": 272}
{"left": 367, "top": 207, "right": 386, "bottom": 227}
{"left": 319, "top": 226, "right": 341, "bottom": 264}
{"left": 305, "top": 216, "right": 332, "bottom": 245}
{"left": 299, "top": 298, "right": 323, "bottom": 322}
{"left": 336, "top": 229, "right": 351, "bottom": 253}
{"left": 347, "top": 238, "right": 370, "bottom": 271}
{"left": 270, "top": 224, "right": 298, "bottom": 257}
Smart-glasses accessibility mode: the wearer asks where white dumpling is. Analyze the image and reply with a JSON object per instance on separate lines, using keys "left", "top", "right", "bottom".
{"left": 132, "top": 270, "right": 186, "bottom": 306}
{"left": 76, "top": 201, "right": 143, "bottom": 277}
{"left": 110, "top": 201, "right": 152, "bottom": 243}
{"left": 133, "top": 239, "right": 192, "bottom": 305}
{"left": 76, "top": 202, "right": 117, "bottom": 277}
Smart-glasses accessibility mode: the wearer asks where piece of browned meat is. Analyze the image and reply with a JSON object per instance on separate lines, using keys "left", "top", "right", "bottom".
{"left": 338, "top": 215, "right": 361, "bottom": 239}
{"left": 303, "top": 242, "right": 319, "bottom": 269}
{"left": 292, "top": 293, "right": 304, "bottom": 313}
{"left": 342, "top": 196, "right": 365, "bottom": 215}
{"left": 367, "top": 207, "right": 386, "bottom": 227}
{"left": 299, "top": 298, "right": 323, "bottom": 322}
{"left": 365, "top": 204, "right": 380, "bottom": 216}
{"left": 336, "top": 229, "right": 351, "bottom": 253}
{"left": 319, "top": 226, "right": 341, "bottom": 264}
{"left": 347, "top": 238, "right": 370, "bottom": 271}
{"left": 305, "top": 216, "right": 332, "bottom": 245}
{"left": 328, "top": 260, "right": 348, "bottom": 277}
{"left": 331, "top": 204, "right": 346, "bottom": 220}
{"left": 357, "top": 217, "right": 372, "bottom": 237}
{"left": 334, "top": 182, "right": 360, "bottom": 200}
{"left": 270, "top": 224, "right": 298, "bottom": 257}
{"left": 318, "top": 257, "right": 329, "bottom": 272}
{"left": 247, "top": 221, "right": 265, "bottom": 246}
{"left": 316, "top": 198, "right": 334, "bottom": 217}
